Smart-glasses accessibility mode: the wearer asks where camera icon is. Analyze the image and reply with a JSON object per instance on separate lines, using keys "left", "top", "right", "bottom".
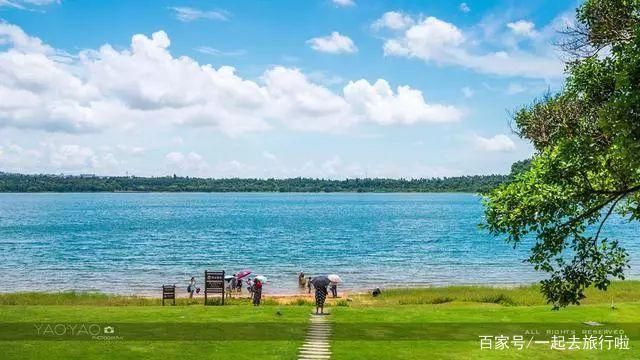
{"left": 103, "top": 326, "right": 115, "bottom": 334}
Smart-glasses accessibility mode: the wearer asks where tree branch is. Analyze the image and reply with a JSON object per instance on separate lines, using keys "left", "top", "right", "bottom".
{"left": 560, "top": 184, "right": 640, "bottom": 229}
{"left": 594, "top": 194, "right": 624, "bottom": 242}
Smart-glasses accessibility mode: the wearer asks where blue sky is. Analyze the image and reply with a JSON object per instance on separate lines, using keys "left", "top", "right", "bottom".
{"left": 0, "top": 0, "right": 578, "bottom": 178}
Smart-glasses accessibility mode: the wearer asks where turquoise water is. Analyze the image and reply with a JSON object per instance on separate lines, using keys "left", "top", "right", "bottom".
{"left": 0, "top": 193, "right": 638, "bottom": 295}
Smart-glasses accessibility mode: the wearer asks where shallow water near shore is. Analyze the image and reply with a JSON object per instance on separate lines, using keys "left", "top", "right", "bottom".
{"left": 1, "top": 192, "right": 639, "bottom": 295}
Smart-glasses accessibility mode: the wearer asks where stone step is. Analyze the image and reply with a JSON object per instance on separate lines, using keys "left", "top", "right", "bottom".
{"left": 303, "top": 344, "right": 329, "bottom": 348}
{"left": 300, "top": 349, "right": 331, "bottom": 354}
{"left": 298, "top": 355, "right": 330, "bottom": 360}
{"left": 305, "top": 338, "right": 329, "bottom": 342}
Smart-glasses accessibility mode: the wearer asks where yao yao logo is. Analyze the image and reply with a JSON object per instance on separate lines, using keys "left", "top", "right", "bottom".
{"left": 34, "top": 323, "right": 123, "bottom": 340}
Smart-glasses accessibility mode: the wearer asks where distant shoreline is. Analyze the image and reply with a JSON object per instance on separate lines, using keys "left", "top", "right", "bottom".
{"left": 0, "top": 190, "right": 482, "bottom": 194}
{"left": 0, "top": 172, "right": 509, "bottom": 193}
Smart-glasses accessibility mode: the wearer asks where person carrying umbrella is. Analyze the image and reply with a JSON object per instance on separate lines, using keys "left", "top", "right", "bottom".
{"left": 310, "top": 276, "right": 330, "bottom": 315}
{"left": 328, "top": 274, "right": 341, "bottom": 298}
{"left": 233, "top": 270, "right": 251, "bottom": 295}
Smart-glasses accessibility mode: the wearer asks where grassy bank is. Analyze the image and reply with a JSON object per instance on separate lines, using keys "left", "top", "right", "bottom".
{"left": 1, "top": 282, "right": 640, "bottom": 359}
{"left": 4, "top": 281, "right": 638, "bottom": 307}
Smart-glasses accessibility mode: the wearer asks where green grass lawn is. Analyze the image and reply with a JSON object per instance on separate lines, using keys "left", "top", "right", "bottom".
{"left": 2, "top": 282, "right": 640, "bottom": 359}
{"left": 0, "top": 303, "right": 309, "bottom": 360}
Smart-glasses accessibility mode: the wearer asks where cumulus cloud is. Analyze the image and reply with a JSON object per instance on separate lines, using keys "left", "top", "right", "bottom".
{"left": 165, "top": 151, "right": 209, "bottom": 173}
{"left": 168, "top": 7, "right": 228, "bottom": 22}
{"left": 375, "top": 13, "right": 564, "bottom": 79}
{"left": 474, "top": 134, "right": 516, "bottom": 152}
{"left": 0, "top": 142, "right": 121, "bottom": 173}
{"left": 49, "top": 144, "right": 97, "bottom": 169}
{"left": 332, "top": 0, "right": 355, "bottom": 7}
{"left": 0, "top": 142, "right": 42, "bottom": 169}
{"left": 343, "top": 79, "right": 463, "bottom": 125}
{"left": 507, "top": 20, "right": 537, "bottom": 37}
{"left": 262, "top": 66, "right": 353, "bottom": 131}
{"left": 459, "top": 3, "right": 471, "bottom": 13}
{"left": 372, "top": 11, "right": 414, "bottom": 31}
{"left": 307, "top": 32, "right": 357, "bottom": 54}
{"left": 0, "top": 23, "right": 461, "bottom": 135}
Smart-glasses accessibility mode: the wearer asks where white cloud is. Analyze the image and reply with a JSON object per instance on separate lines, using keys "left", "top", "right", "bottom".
{"left": 0, "top": 141, "right": 125, "bottom": 173}
{"left": 461, "top": 86, "right": 474, "bottom": 98}
{"left": 0, "top": 142, "right": 42, "bottom": 169}
{"left": 49, "top": 144, "right": 94, "bottom": 169}
{"left": 168, "top": 7, "right": 228, "bottom": 22}
{"left": 372, "top": 11, "right": 414, "bottom": 31}
{"left": 507, "top": 20, "right": 537, "bottom": 37}
{"left": 48, "top": 144, "right": 120, "bottom": 172}
{"left": 343, "top": 79, "right": 463, "bottom": 125}
{"left": 262, "top": 66, "right": 353, "bottom": 131}
{"left": 383, "top": 16, "right": 464, "bottom": 59}
{"left": 474, "top": 134, "right": 516, "bottom": 152}
{"left": 307, "top": 32, "right": 357, "bottom": 54}
{"left": 195, "top": 46, "right": 246, "bottom": 57}
{"left": 0, "top": 0, "right": 58, "bottom": 9}
{"left": 377, "top": 14, "right": 564, "bottom": 79}
{"left": 165, "top": 151, "right": 209, "bottom": 173}
{"left": 459, "top": 3, "right": 471, "bottom": 13}
{"left": 0, "top": 23, "right": 461, "bottom": 135}
{"left": 332, "top": 0, "right": 355, "bottom": 7}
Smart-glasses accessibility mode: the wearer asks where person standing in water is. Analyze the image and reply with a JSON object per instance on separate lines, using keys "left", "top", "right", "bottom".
{"left": 188, "top": 277, "right": 196, "bottom": 299}
{"left": 329, "top": 282, "right": 338, "bottom": 298}
{"left": 298, "top": 272, "right": 306, "bottom": 287}
{"left": 252, "top": 279, "right": 263, "bottom": 306}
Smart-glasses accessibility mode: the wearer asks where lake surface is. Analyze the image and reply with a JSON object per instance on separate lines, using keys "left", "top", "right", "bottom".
{"left": 1, "top": 193, "right": 639, "bottom": 295}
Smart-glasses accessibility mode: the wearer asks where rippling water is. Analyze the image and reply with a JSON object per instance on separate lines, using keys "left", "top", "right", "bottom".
{"left": 0, "top": 193, "right": 638, "bottom": 295}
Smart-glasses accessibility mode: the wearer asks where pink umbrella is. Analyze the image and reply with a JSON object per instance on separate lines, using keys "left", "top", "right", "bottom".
{"left": 235, "top": 270, "right": 252, "bottom": 279}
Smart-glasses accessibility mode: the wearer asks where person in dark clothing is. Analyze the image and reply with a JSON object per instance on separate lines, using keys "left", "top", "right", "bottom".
{"left": 330, "top": 282, "right": 338, "bottom": 298}
{"left": 315, "top": 285, "right": 328, "bottom": 314}
{"left": 252, "top": 279, "right": 263, "bottom": 306}
{"left": 188, "top": 277, "right": 196, "bottom": 299}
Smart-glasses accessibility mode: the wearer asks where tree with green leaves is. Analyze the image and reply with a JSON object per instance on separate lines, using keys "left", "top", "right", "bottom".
{"left": 484, "top": 0, "right": 640, "bottom": 308}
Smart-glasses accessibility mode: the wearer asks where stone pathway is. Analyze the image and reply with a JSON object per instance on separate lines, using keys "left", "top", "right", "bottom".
{"left": 298, "top": 314, "right": 331, "bottom": 360}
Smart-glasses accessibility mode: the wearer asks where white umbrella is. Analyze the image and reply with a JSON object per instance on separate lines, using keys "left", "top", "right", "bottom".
{"left": 328, "top": 274, "right": 342, "bottom": 283}
{"left": 254, "top": 275, "right": 268, "bottom": 283}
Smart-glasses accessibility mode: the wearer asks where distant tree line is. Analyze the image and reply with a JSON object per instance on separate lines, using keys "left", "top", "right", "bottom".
{"left": 0, "top": 171, "right": 519, "bottom": 193}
